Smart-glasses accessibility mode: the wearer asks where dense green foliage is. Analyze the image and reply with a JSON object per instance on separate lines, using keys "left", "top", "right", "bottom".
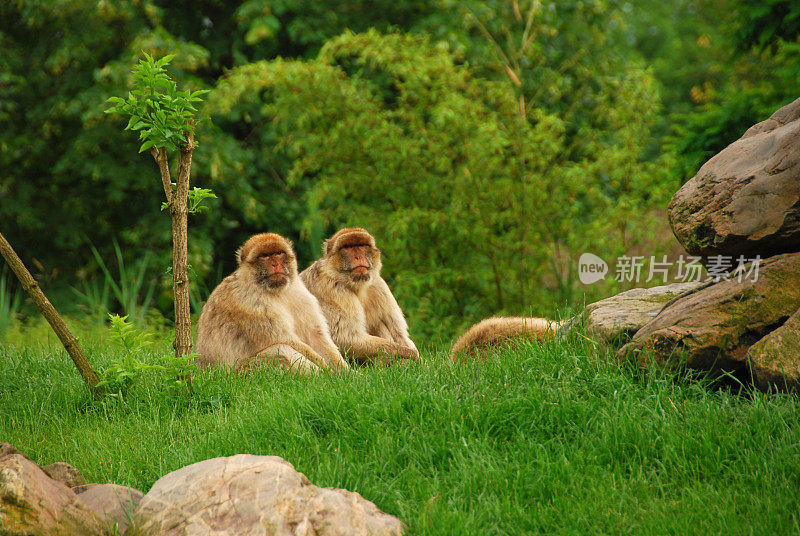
{"left": 205, "top": 29, "right": 667, "bottom": 338}
{"left": 2, "top": 331, "right": 799, "bottom": 534}
{"left": 1, "top": 0, "right": 798, "bottom": 342}
{"left": 660, "top": 0, "right": 800, "bottom": 179}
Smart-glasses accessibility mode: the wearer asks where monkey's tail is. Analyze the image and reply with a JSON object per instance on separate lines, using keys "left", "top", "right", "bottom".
{"left": 450, "top": 316, "right": 562, "bottom": 360}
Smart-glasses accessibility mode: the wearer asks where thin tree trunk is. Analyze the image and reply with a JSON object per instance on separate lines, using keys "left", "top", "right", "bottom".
{"left": 0, "top": 231, "right": 99, "bottom": 393}
{"left": 172, "top": 126, "right": 194, "bottom": 362}
{"left": 151, "top": 129, "right": 194, "bottom": 364}
{"left": 151, "top": 146, "right": 174, "bottom": 203}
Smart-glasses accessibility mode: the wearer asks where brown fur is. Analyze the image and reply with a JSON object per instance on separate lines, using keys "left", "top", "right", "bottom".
{"left": 300, "top": 228, "right": 419, "bottom": 365}
{"left": 195, "top": 233, "right": 349, "bottom": 373}
{"left": 450, "top": 316, "right": 561, "bottom": 360}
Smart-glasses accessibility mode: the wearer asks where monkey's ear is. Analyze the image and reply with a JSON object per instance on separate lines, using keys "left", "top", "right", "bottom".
{"left": 323, "top": 238, "right": 333, "bottom": 256}
{"left": 236, "top": 244, "right": 248, "bottom": 266}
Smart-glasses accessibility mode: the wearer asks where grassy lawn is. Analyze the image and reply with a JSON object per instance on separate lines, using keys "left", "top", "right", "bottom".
{"left": 1, "top": 326, "right": 799, "bottom": 535}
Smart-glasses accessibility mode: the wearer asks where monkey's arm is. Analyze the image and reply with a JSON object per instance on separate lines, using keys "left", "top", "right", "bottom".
{"left": 340, "top": 335, "right": 418, "bottom": 366}
{"left": 371, "top": 322, "right": 419, "bottom": 358}
{"left": 364, "top": 279, "right": 419, "bottom": 359}
{"left": 383, "top": 321, "right": 419, "bottom": 357}
{"left": 287, "top": 279, "right": 351, "bottom": 372}
{"left": 317, "top": 298, "right": 415, "bottom": 365}
{"left": 281, "top": 339, "right": 334, "bottom": 370}
{"left": 306, "top": 331, "right": 350, "bottom": 371}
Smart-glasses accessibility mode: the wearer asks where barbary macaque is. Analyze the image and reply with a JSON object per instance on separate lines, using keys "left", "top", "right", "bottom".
{"left": 450, "top": 316, "right": 561, "bottom": 360}
{"left": 300, "top": 228, "right": 419, "bottom": 365}
{"left": 195, "top": 233, "right": 349, "bottom": 373}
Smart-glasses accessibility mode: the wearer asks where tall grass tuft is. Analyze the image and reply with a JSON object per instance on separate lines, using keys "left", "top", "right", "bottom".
{"left": 0, "top": 269, "right": 22, "bottom": 340}
{"left": 81, "top": 240, "right": 156, "bottom": 326}
{"left": 72, "top": 277, "right": 111, "bottom": 326}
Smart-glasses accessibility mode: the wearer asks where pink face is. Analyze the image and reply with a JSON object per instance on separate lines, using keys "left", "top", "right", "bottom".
{"left": 253, "top": 246, "right": 292, "bottom": 288}
{"left": 339, "top": 244, "right": 373, "bottom": 281}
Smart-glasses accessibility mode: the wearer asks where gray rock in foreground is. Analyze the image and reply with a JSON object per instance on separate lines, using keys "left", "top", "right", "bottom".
{"left": 0, "top": 453, "right": 107, "bottom": 536}
{"left": 129, "top": 454, "right": 404, "bottom": 536}
{"left": 668, "top": 96, "right": 800, "bottom": 259}
{"left": 576, "top": 281, "right": 705, "bottom": 345}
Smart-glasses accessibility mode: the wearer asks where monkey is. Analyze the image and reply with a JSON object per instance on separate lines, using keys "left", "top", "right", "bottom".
{"left": 195, "top": 233, "right": 350, "bottom": 373}
{"left": 450, "top": 316, "right": 562, "bottom": 360}
{"left": 300, "top": 228, "right": 419, "bottom": 365}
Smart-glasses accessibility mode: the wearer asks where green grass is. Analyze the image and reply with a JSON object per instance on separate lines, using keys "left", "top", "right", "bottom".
{"left": 1, "top": 325, "right": 799, "bottom": 535}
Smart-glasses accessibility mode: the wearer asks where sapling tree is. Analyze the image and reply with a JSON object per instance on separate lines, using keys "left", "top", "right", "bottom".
{"left": 106, "top": 53, "right": 210, "bottom": 370}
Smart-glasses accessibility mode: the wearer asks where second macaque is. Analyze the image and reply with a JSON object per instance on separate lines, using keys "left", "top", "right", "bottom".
{"left": 300, "top": 228, "right": 419, "bottom": 365}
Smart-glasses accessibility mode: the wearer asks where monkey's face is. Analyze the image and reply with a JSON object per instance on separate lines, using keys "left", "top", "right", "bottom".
{"left": 237, "top": 233, "right": 298, "bottom": 291}
{"left": 323, "top": 228, "right": 382, "bottom": 286}
{"left": 254, "top": 247, "right": 294, "bottom": 289}
{"left": 337, "top": 243, "right": 380, "bottom": 284}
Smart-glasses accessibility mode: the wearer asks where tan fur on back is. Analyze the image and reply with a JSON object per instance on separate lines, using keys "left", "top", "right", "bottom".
{"left": 450, "top": 316, "right": 561, "bottom": 360}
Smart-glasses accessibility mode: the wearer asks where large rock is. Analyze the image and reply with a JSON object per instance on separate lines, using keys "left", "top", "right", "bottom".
{"left": 41, "top": 462, "right": 85, "bottom": 489}
{"left": 129, "top": 454, "right": 404, "bottom": 536}
{"left": 619, "top": 253, "right": 800, "bottom": 389}
{"left": 668, "top": 97, "right": 800, "bottom": 259}
{"left": 746, "top": 306, "right": 800, "bottom": 392}
{"left": 75, "top": 483, "right": 144, "bottom": 534}
{"left": 0, "top": 454, "right": 107, "bottom": 536}
{"left": 579, "top": 281, "right": 705, "bottom": 344}
{"left": 0, "top": 444, "right": 30, "bottom": 461}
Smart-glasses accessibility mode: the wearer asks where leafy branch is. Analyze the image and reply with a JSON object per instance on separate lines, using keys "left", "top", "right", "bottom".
{"left": 105, "top": 53, "right": 208, "bottom": 154}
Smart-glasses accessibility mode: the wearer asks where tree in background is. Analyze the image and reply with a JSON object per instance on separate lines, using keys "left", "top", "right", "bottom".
{"left": 0, "top": 2, "right": 215, "bottom": 317}
{"left": 436, "top": 0, "right": 672, "bottom": 304}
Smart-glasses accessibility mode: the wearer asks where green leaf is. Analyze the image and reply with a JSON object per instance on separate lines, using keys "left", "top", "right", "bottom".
{"left": 156, "top": 54, "right": 177, "bottom": 67}
{"left": 139, "top": 139, "right": 157, "bottom": 153}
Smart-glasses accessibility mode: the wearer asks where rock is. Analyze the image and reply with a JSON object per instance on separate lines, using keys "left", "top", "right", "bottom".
{"left": 74, "top": 483, "right": 143, "bottom": 534}
{"left": 668, "top": 96, "right": 800, "bottom": 259}
{"left": 130, "top": 454, "right": 404, "bottom": 536}
{"left": 746, "top": 306, "right": 800, "bottom": 392}
{"left": 619, "top": 253, "right": 800, "bottom": 387}
{"left": 575, "top": 281, "right": 705, "bottom": 344}
{"left": 41, "top": 462, "right": 85, "bottom": 489}
{"left": 0, "top": 454, "right": 107, "bottom": 536}
{"left": 0, "top": 444, "right": 30, "bottom": 461}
